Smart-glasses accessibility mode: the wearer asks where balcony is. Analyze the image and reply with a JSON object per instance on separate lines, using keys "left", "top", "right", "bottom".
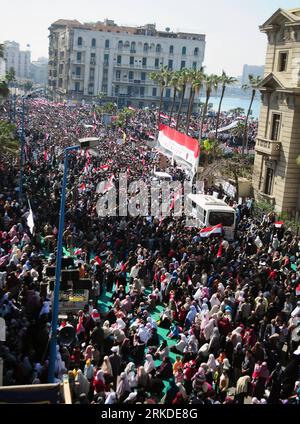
{"left": 72, "top": 74, "right": 84, "bottom": 80}
{"left": 255, "top": 137, "right": 281, "bottom": 159}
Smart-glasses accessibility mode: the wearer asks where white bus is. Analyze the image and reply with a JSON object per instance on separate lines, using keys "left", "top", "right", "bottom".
{"left": 187, "top": 194, "right": 236, "bottom": 240}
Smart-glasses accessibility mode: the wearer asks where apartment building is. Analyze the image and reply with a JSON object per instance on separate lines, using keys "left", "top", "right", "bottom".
{"left": 253, "top": 8, "right": 300, "bottom": 215}
{"left": 48, "top": 19, "right": 205, "bottom": 109}
{"left": 3, "top": 41, "right": 31, "bottom": 80}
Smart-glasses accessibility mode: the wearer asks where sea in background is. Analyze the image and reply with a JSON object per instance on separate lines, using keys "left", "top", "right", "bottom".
{"left": 200, "top": 95, "right": 261, "bottom": 119}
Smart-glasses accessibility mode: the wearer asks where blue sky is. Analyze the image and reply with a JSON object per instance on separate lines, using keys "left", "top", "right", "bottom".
{"left": 1, "top": 0, "right": 300, "bottom": 75}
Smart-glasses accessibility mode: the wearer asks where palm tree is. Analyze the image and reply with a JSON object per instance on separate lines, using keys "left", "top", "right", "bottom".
{"left": 198, "top": 74, "right": 220, "bottom": 142}
{"left": 185, "top": 67, "right": 205, "bottom": 134}
{"left": 175, "top": 69, "right": 189, "bottom": 130}
{"left": 242, "top": 74, "right": 261, "bottom": 155}
{"left": 0, "top": 44, "right": 4, "bottom": 59}
{"left": 168, "top": 70, "right": 180, "bottom": 126}
{"left": 150, "top": 66, "right": 170, "bottom": 129}
{"left": 215, "top": 71, "right": 237, "bottom": 138}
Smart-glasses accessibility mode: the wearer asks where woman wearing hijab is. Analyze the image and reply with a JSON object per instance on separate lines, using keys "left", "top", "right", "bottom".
{"left": 252, "top": 361, "right": 269, "bottom": 400}
{"left": 137, "top": 366, "right": 149, "bottom": 388}
{"left": 155, "top": 339, "right": 170, "bottom": 360}
{"left": 93, "top": 370, "right": 106, "bottom": 394}
{"left": 203, "top": 318, "right": 216, "bottom": 341}
{"left": 101, "top": 356, "right": 113, "bottom": 385}
{"left": 84, "top": 359, "right": 94, "bottom": 382}
{"left": 156, "top": 356, "right": 173, "bottom": 380}
{"left": 267, "top": 363, "right": 283, "bottom": 404}
{"left": 75, "top": 369, "right": 90, "bottom": 396}
{"left": 144, "top": 354, "right": 155, "bottom": 376}
{"left": 170, "top": 334, "right": 187, "bottom": 354}
{"left": 105, "top": 392, "right": 117, "bottom": 404}
{"left": 116, "top": 372, "right": 131, "bottom": 402}
{"left": 207, "top": 354, "right": 218, "bottom": 373}
{"left": 184, "top": 305, "right": 197, "bottom": 330}
{"left": 124, "top": 362, "right": 138, "bottom": 389}
{"left": 83, "top": 345, "right": 94, "bottom": 362}
{"left": 208, "top": 327, "right": 220, "bottom": 356}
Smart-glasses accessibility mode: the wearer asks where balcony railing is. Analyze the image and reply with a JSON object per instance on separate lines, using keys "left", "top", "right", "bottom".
{"left": 255, "top": 137, "right": 281, "bottom": 159}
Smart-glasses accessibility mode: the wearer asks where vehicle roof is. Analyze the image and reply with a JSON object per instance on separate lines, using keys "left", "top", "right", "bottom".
{"left": 187, "top": 194, "right": 235, "bottom": 211}
{"left": 153, "top": 171, "right": 172, "bottom": 178}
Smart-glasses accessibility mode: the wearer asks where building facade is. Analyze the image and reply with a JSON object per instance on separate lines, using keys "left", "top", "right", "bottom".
{"left": 3, "top": 41, "right": 31, "bottom": 80}
{"left": 30, "top": 57, "right": 48, "bottom": 85}
{"left": 253, "top": 8, "right": 300, "bottom": 215}
{"left": 48, "top": 19, "right": 205, "bottom": 108}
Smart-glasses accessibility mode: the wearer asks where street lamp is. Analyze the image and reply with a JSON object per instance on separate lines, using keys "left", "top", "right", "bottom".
{"left": 48, "top": 138, "right": 100, "bottom": 384}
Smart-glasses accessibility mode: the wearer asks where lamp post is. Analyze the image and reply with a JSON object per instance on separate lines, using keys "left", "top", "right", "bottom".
{"left": 18, "top": 96, "right": 25, "bottom": 205}
{"left": 48, "top": 145, "right": 80, "bottom": 383}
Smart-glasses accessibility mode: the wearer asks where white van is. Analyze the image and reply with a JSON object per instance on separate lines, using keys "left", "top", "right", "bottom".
{"left": 187, "top": 194, "right": 236, "bottom": 240}
{"left": 152, "top": 171, "right": 173, "bottom": 182}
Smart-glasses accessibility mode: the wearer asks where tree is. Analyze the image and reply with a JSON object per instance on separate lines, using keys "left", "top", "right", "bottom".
{"left": 0, "top": 43, "right": 4, "bottom": 59}
{"left": 0, "top": 120, "right": 19, "bottom": 155}
{"left": 198, "top": 74, "right": 220, "bottom": 142}
{"left": 168, "top": 70, "right": 180, "bottom": 126}
{"left": 242, "top": 74, "right": 261, "bottom": 155}
{"left": 24, "top": 80, "right": 33, "bottom": 92}
{"left": 185, "top": 67, "right": 205, "bottom": 134}
{"left": 175, "top": 69, "right": 189, "bottom": 130}
{"left": 115, "top": 107, "right": 135, "bottom": 129}
{"left": 215, "top": 71, "right": 237, "bottom": 138}
{"left": 5, "top": 67, "right": 16, "bottom": 84}
{"left": 228, "top": 107, "right": 245, "bottom": 116}
{"left": 150, "top": 66, "right": 170, "bottom": 129}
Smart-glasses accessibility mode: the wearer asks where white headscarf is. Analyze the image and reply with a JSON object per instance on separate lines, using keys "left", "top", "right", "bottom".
{"left": 116, "top": 318, "right": 126, "bottom": 330}
{"left": 116, "top": 372, "right": 131, "bottom": 399}
{"left": 203, "top": 318, "right": 215, "bottom": 341}
{"left": 75, "top": 369, "right": 90, "bottom": 395}
{"left": 207, "top": 354, "right": 217, "bottom": 372}
{"left": 105, "top": 392, "right": 117, "bottom": 404}
{"left": 137, "top": 324, "right": 150, "bottom": 343}
{"left": 144, "top": 354, "right": 155, "bottom": 374}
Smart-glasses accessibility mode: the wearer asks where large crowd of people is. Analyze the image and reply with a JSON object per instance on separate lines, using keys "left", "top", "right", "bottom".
{"left": 0, "top": 99, "right": 299, "bottom": 405}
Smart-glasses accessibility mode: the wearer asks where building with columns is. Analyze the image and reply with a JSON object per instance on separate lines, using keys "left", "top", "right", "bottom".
{"left": 253, "top": 8, "right": 300, "bottom": 216}
{"left": 48, "top": 19, "right": 205, "bottom": 108}
{"left": 3, "top": 41, "right": 31, "bottom": 80}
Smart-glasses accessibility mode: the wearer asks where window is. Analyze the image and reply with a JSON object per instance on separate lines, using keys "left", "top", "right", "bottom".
{"left": 59, "top": 64, "right": 63, "bottom": 74}
{"left": 144, "top": 43, "right": 149, "bottom": 52}
{"left": 278, "top": 52, "right": 288, "bottom": 72}
{"left": 156, "top": 44, "right": 161, "bottom": 53}
{"left": 182, "top": 46, "right": 187, "bottom": 55}
{"left": 118, "top": 40, "right": 123, "bottom": 50}
{"left": 124, "top": 41, "right": 130, "bottom": 49}
{"left": 76, "top": 66, "right": 81, "bottom": 76}
{"left": 75, "top": 82, "right": 80, "bottom": 91}
{"left": 194, "top": 47, "right": 199, "bottom": 56}
{"left": 89, "top": 68, "right": 95, "bottom": 78}
{"left": 140, "top": 87, "right": 145, "bottom": 97}
{"left": 77, "top": 37, "right": 83, "bottom": 46}
{"left": 90, "top": 53, "right": 96, "bottom": 65}
{"left": 166, "top": 88, "right": 171, "bottom": 98}
{"left": 105, "top": 39, "right": 110, "bottom": 49}
{"left": 264, "top": 168, "right": 274, "bottom": 196}
{"left": 116, "top": 70, "right": 121, "bottom": 80}
{"left": 169, "top": 45, "right": 174, "bottom": 54}
{"left": 192, "top": 61, "right": 197, "bottom": 70}
{"left": 181, "top": 60, "right": 186, "bottom": 69}
{"left": 117, "top": 55, "right": 122, "bottom": 65}
{"left": 155, "top": 58, "right": 159, "bottom": 68}
{"left": 130, "top": 41, "right": 136, "bottom": 53}
{"left": 104, "top": 54, "right": 109, "bottom": 65}
{"left": 58, "top": 78, "right": 63, "bottom": 88}
{"left": 142, "top": 57, "right": 147, "bottom": 67}
{"left": 141, "top": 72, "right": 146, "bottom": 81}
{"left": 209, "top": 212, "right": 235, "bottom": 227}
{"left": 130, "top": 56, "right": 134, "bottom": 65}
{"left": 115, "top": 85, "right": 119, "bottom": 95}
{"left": 91, "top": 38, "right": 96, "bottom": 48}
{"left": 129, "top": 71, "right": 134, "bottom": 81}
{"left": 77, "top": 52, "right": 82, "bottom": 62}
{"left": 270, "top": 113, "right": 281, "bottom": 141}
{"left": 168, "top": 59, "right": 173, "bottom": 70}
{"left": 152, "top": 87, "right": 157, "bottom": 97}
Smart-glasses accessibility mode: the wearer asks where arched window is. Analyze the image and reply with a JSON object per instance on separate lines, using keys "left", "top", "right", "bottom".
{"left": 144, "top": 43, "right": 149, "bottom": 52}
{"left": 156, "top": 44, "right": 161, "bottom": 53}
{"left": 91, "top": 38, "right": 96, "bottom": 48}
{"left": 105, "top": 39, "right": 110, "bottom": 49}
{"left": 77, "top": 37, "right": 83, "bottom": 46}
{"left": 124, "top": 41, "right": 130, "bottom": 49}
{"left": 194, "top": 47, "right": 199, "bottom": 56}
{"left": 130, "top": 41, "right": 136, "bottom": 52}
{"left": 182, "top": 46, "right": 186, "bottom": 55}
{"left": 118, "top": 40, "right": 123, "bottom": 50}
{"left": 169, "top": 45, "right": 174, "bottom": 54}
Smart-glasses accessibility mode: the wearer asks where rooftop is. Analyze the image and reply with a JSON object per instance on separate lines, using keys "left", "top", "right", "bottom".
{"left": 50, "top": 19, "right": 205, "bottom": 40}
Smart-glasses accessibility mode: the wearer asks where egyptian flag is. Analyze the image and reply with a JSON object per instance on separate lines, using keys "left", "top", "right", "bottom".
{"left": 275, "top": 221, "right": 284, "bottom": 228}
{"left": 94, "top": 256, "right": 102, "bottom": 267}
{"left": 296, "top": 284, "right": 300, "bottom": 296}
{"left": 74, "top": 248, "right": 82, "bottom": 256}
{"left": 217, "top": 239, "right": 223, "bottom": 258}
{"left": 200, "top": 224, "right": 223, "bottom": 238}
{"left": 44, "top": 149, "right": 48, "bottom": 161}
{"left": 99, "top": 164, "right": 109, "bottom": 171}
{"left": 170, "top": 190, "right": 182, "bottom": 211}
{"left": 79, "top": 182, "right": 86, "bottom": 192}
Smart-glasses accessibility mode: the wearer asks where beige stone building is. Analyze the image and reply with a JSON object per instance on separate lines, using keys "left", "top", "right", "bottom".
{"left": 253, "top": 8, "right": 300, "bottom": 216}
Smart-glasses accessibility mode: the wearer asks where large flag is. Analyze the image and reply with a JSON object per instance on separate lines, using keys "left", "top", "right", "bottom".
{"left": 275, "top": 221, "right": 284, "bottom": 228}
{"left": 170, "top": 190, "right": 182, "bottom": 211}
{"left": 157, "top": 124, "right": 200, "bottom": 175}
{"left": 200, "top": 224, "right": 223, "bottom": 238}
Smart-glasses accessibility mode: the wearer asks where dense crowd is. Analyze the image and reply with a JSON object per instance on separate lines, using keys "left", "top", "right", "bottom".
{"left": 0, "top": 99, "right": 299, "bottom": 405}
